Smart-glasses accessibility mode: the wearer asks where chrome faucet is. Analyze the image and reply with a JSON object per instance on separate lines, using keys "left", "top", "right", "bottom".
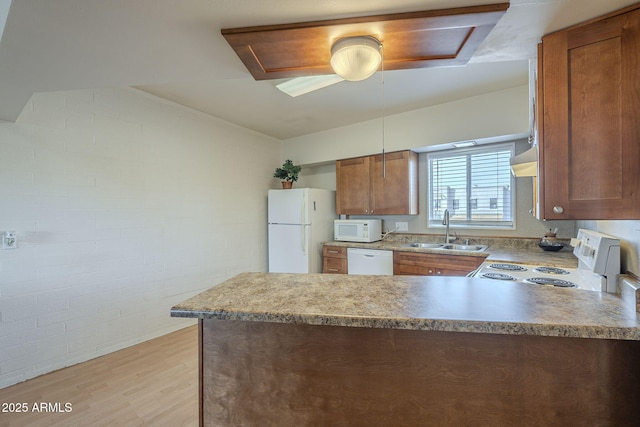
{"left": 442, "top": 209, "right": 450, "bottom": 244}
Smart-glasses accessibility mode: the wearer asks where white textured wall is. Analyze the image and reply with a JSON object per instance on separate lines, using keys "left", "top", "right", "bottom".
{"left": 0, "top": 88, "right": 281, "bottom": 388}
{"left": 283, "top": 85, "right": 529, "bottom": 165}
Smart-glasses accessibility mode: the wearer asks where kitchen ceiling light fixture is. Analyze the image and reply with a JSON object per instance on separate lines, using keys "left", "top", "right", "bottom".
{"left": 452, "top": 140, "right": 477, "bottom": 148}
{"left": 330, "top": 36, "right": 382, "bottom": 81}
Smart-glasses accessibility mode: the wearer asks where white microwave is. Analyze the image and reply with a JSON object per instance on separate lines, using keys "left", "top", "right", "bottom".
{"left": 334, "top": 219, "right": 382, "bottom": 243}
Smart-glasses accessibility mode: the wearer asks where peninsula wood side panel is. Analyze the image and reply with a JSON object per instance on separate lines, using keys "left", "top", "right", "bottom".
{"left": 199, "top": 319, "right": 640, "bottom": 426}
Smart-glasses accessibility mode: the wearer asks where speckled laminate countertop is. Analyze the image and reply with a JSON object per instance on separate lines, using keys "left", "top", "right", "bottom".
{"left": 171, "top": 272, "right": 640, "bottom": 340}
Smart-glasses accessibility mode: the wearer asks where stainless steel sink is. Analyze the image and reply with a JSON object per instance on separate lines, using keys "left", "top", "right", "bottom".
{"left": 402, "top": 242, "right": 444, "bottom": 249}
{"left": 401, "top": 242, "right": 487, "bottom": 252}
{"left": 442, "top": 244, "right": 487, "bottom": 252}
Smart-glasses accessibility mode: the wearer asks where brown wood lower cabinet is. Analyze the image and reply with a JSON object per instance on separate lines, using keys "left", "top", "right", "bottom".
{"left": 394, "top": 251, "right": 483, "bottom": 276}
{"left": 323, "top": 246, "right": 484, "bottom": 276}
{"left": 199, "top": 319, "right": 640, "bottom": 426}
{"left": 322, "top": 245, "right": 347, "bottom": 274}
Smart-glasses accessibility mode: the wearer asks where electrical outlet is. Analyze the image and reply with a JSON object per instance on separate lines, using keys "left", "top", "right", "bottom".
{"left": 2, "top": 231, "right": 17, "bottom": 250}
{"left": 395, "top": 222, "right": 409, "bottom": 232}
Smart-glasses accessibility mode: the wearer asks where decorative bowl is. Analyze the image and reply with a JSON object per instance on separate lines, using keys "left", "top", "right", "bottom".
{"left": 539, "top": 242, "right": 565, "bottom": 252}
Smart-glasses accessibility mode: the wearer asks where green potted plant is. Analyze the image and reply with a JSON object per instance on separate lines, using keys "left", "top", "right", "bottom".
{"left": 274, "top": 159, "right": 301, "bottom": 189}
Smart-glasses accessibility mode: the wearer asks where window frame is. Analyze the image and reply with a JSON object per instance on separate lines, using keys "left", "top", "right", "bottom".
{"left": 427, "top": 142, "right": 516, "bottom": 230}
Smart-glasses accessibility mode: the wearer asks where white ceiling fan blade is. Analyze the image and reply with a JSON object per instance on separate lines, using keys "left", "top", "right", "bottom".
{"left": 276, "top": 74, "right": 344, "bottom": 97}
{"left": 0, "top": 0, "right": 11, "bottom": 44}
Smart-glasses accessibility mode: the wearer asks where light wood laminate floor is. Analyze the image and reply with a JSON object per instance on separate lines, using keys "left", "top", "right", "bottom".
{"left": 0, "top": 326, "right": 198, "bottom": 427}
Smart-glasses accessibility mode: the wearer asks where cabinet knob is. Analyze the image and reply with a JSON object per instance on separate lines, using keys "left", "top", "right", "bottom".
{"left": 428, "top": 269, "right": 433, "bottom": 274}
{"left": 436, "top": 271, "right": 442, "bottom": 275}
{"left": 553, "top": 206, "right": 564, "bottom": 214}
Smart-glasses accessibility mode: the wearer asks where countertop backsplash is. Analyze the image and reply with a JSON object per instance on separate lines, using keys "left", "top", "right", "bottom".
{"left": 380, "top": 233, "right": 572, "bottom": 252}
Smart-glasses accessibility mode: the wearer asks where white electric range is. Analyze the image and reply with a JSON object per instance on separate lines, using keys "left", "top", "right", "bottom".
{"left": 473, "top": 229, "right": 621, "bottom": 292}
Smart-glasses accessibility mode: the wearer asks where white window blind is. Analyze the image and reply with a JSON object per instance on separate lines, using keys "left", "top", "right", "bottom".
{"left": 428, "top": 143, "right": 515, "bottom": 228}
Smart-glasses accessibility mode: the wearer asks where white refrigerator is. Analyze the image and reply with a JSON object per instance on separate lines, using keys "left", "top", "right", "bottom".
{"left": 268, "top": 188, "right": 336, "bottom": 273}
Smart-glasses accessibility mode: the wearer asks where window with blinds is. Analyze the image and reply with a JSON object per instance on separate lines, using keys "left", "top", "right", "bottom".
{"left": 428, "top": 142, "right": 515, "bottom": 228}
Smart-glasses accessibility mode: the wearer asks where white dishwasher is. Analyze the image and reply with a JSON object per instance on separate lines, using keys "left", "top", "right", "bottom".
{"left": 347, "top": 248, "right": 394, "bottom": 275}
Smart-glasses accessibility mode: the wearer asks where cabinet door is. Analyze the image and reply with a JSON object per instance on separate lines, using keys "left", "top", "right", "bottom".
{"left": 370, "top": 151, "right": 418, "bottom": 215}
{"left": 336, "top": 156, "right": 370, "bottom": 215}
{"left": 539, "top": 8, "right": 640, "bottom": 219}
{"left": 323, "top": 245, "right": 347, "bottom": 258}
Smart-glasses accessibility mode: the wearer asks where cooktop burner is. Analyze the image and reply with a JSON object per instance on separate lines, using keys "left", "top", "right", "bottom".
{"left": 533, "top": 266, "right": 570, "bottom": 275}
{"left": 481, "top": 272, "right": 516, "bottom": 281}
{"left": 489, "top": 263, "right": 527, "bottom": 271}
{"left": 526, "top": 277, "right": 577, "bottom": 288}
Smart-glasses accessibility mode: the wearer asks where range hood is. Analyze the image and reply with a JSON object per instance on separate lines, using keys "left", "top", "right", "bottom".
{"left": 510, "top": 147, "right": 537, "bottom": 177}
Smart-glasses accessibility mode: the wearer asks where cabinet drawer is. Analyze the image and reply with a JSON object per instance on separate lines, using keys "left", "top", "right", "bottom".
{"left": 323, "top": 257, "right": 347, "bottom": 274}
{"left": 323, "top": 246, "right": 347, "bottom": 258}
{"left": 394, "top": 263, "right": 476, "bottom": 277}
{"left": 393, "top": 252, "right": 483, "bottom": 276}
{"left": 395, "top": 264, "right": 440, "bottom": 276}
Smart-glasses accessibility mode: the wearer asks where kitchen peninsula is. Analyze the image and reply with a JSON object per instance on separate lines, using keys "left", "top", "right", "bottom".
{"left": 171, "top": 272, "right": 640, "bottom": 426}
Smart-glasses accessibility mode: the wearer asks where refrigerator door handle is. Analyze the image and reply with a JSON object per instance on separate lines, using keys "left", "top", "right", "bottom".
{"left": 301, "top": 225, "right": 307, "bottom": 255}
{"left": 301, "top": 193, "right": 307, "bottom": 255}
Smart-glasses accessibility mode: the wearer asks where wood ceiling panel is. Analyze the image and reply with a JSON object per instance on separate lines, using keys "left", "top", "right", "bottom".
{"left": 222, "top": 3, "right": 509, "bottom": 80}
{"left": 383, "top": 28, "right": 473, "bottom": 59}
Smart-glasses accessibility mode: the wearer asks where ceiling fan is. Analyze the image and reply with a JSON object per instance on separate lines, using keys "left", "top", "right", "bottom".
{"left": 221, "top": 3, "right": 509, "bottom": 96}
{"left": 272, "top": 35, "right": 383, "bottom": 96}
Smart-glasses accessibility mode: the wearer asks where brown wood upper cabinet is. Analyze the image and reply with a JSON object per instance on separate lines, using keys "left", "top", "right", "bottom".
{"left": 336, "top": 150, "right": 418, "bottom": 215}
{"left": 538, "top": 4, "right": 640, "bottom": 220}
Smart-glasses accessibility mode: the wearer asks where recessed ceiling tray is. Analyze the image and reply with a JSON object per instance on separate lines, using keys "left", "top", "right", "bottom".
{"left": 221, "top": 3, "right": 509, "bottom": 80}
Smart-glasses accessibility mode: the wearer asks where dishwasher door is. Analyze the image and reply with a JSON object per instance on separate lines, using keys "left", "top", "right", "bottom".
{"left": 347, "top": 248, "right": 394, "bottom": 275}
